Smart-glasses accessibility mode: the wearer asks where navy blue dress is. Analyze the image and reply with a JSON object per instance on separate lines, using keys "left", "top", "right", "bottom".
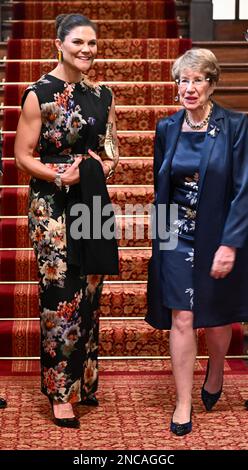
{"left": 161, "top": 131, "right": 206, "bottom": 311}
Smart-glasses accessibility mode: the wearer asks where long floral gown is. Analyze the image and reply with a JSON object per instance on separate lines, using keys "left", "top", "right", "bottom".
{"left": 22, "top": 74, "right": 116, "bottom": 403}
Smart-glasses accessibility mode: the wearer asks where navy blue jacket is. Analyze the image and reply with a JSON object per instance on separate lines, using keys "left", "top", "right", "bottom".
{"left": 146, "top": 103, "right": 248, "bottom": 329}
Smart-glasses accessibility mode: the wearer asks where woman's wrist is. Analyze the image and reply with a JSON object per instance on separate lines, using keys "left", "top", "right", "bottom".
{"left": 103, "top": 162, "right": 115, "bottom": 179}
{"left": 220, "top": 245, "right": 237, "bottom": 253}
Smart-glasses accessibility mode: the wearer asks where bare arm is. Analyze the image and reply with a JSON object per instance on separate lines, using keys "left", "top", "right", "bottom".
{"left": 14, "top": 91, "right": 58, "bottom": 182}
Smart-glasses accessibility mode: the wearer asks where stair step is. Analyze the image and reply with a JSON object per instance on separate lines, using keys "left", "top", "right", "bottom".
{"left": 0, "top": 248, "right": 151, "bottom": 281}
{"left": 4, "top": 19, "right": 178, "bottom": 40}
{"left": 4, "top": 60, "right": 246, "bottom": 88}
{"left": 0, "top": 184, "right": 154, "bottom": 215}
{"left": 1, "top": 158, "right": 153, "bottom": 185}
{"left": 214, "top": 20, "right": 248, "bottom": 42}
{"left": 10, "top": 1, "right": 176, "bottom": 21}
{"left": 1, "top": 106, "right": 180, "bottom": 131}
{"left": 0, "top": 283, "right": 148, "bottom": 318}
{"left": 5, "top": 38, "right": 192, "bottom": 60}
{"left": 2, "top": 59, "right": 177, "bottom": 83}
{"left": 193, "top": 41, "right": 248, "bottom": 63}
{"left": 0, "top": 216, "right": 152, "bottom": 248}
{"left": 0, "top": 319, "right": 208, "bottom": 357}
{"left": 2, "top": 132, "right": 155, "bottom": 158}
{"left": 219, "top": 64, "right": 248, "bottom": 87}
{"left": 1, "top": 83, "right": 178, "bottom": 106}
{"left": 214, "top": 87, "right": 248, "bottom": 112}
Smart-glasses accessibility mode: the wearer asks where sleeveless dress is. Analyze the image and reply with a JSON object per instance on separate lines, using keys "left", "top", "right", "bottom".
{"left": 161, "top": 131, "right": 206, "bottom": 311}
{"left": 22, "top": 74, "right": 114, "bottom": 403}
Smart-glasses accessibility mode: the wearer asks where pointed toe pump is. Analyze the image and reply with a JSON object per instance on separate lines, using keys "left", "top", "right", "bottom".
{"left": 201, "top": 360, "right": 223, "bottom": 412}
{"left": 170, "top": 407, "right": 193, "bottom": 437}
{"left": 48, "top": 397, "right": 80, "bottom": 429}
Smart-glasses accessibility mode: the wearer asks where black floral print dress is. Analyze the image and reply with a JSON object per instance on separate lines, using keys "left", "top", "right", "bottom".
{"left": 22, "top": 74, "right": 114, "bottom": 403}
{"left": 161, "top": 131, "right": 206, "bottom": 311}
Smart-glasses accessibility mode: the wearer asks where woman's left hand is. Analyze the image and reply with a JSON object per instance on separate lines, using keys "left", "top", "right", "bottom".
{"left": 210, "top": 245, "right": 236, "bottom": 279}
{"left": 88, "top": 149, "right": 110, "bottom": 177}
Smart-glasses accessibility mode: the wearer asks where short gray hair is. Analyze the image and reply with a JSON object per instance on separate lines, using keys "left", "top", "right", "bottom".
{"left": 172, "top": 48, "right": 220, "bottom": 84}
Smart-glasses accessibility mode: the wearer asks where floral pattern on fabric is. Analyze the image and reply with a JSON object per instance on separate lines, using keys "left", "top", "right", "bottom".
{"left": 172, "top": 172, "right": 199, "bottom": 237}
{"left": 22, "top": 74, "right": 112, "bottom": 161}
{"left": 28, "top": 187, "right": 67, "bottom": 289}
{"left": 23, "top": 74, "right": 112, "bottom": 402}
{"left": 28, "top": 176, "right": 104, "bottom": 402}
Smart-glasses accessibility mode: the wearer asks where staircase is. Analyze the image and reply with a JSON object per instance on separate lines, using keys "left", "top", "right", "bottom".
{"left": 193, "top": 40, "right": 248, "bottom": 112}
{"left": 0, "top": 1, "right": 245, "bottom": 371}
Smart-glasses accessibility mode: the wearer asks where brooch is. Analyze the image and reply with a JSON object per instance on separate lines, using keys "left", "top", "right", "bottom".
{"left": 208, "top": 125, "right": 220, "bottom": 138}
{"left": 88, "top": 117, "right": 96, "bottom": 126}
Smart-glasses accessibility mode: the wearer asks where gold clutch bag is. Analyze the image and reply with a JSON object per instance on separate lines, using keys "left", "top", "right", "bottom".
{"left": 104, "top": 122, "right": 115, "bottom": 161}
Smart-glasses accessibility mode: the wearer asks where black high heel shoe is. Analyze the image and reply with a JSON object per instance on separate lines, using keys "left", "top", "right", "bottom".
{"left": 201, "top": 360, "right": 223, "bottom": 411}
{"left": 48, "top": 396, "right": 80, "bottom": 429}
{"left": 80, "top": 394, "right": 99, "bottom": 407}
{"left": 170, "top": 407, "right": 193, "bottom": 436}
{"left": 0, "top": 397, "right": 7, "bottom": 409}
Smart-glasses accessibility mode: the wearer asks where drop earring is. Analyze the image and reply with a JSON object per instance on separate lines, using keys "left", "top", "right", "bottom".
{"left": 174, "top": 93, "right": 180, "bottom": 102}
{"left": 57, "top": 50, "right": 63, "bottom": 63}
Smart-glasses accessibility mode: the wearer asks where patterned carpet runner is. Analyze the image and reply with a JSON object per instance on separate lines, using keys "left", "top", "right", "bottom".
{"left": 1, "top": 362, "right": 248, "bottom": 449}
{"left": 12, "top": 1, "right": 176, "bottom": 20}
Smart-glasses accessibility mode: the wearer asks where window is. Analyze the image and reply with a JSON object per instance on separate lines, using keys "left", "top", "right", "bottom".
{"left": 212, "top": 0, "right": 248, "bottom": 19}
{"left": 239, "top": 0, "right": 248, "bottom": 19}
{"left": 212, "top": 0, "right": 236, "bottom": 19}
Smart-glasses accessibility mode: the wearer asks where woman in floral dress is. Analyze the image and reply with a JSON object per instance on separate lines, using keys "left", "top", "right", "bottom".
{"left": 14, "top": 14, "right": 119, "bottom": 428}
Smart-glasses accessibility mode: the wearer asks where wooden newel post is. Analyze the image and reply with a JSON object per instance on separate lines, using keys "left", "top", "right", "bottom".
{"left": 190, "top": 0, "right": 214, "bottom": 41}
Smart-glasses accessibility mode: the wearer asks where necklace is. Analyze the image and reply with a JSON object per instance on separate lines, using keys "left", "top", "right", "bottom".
{"left": 185, "top": 101, "right": 213, "bottom": 130}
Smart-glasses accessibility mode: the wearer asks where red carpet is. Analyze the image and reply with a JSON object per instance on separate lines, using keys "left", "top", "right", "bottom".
{"left": 0, "top": 365, "right": 248, "bottom": 449}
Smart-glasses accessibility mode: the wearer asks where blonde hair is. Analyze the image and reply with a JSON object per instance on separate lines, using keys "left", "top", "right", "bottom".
{"left": 172, "top": 48, "right": 220, "bottom": 84}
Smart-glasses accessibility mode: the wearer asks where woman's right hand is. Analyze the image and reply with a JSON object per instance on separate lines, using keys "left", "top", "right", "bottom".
{"left": 60, "top": 156, "right": 82, "bottom": 186}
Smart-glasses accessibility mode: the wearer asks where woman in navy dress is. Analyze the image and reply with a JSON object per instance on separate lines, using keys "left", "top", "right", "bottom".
{"left": 146, "top": 48, "right": 248, "bottom": 435}
{"left": 14, "top": 14, "right": 119, "bottom": 428}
